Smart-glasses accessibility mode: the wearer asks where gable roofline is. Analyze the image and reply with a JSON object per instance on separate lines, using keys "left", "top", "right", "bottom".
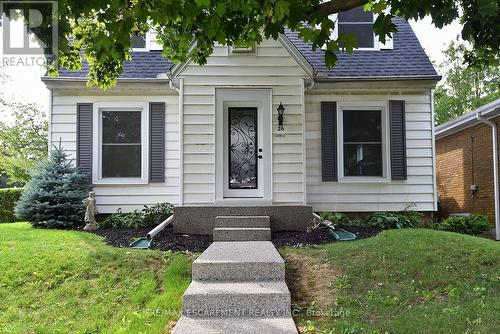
{"left": 435, "top": 98, "right": 500, "bottom": 139}
{"left": 276, "top": 34, "right": 315, "bottom": 79}
{"left": 170, "top": 41, "right": 199, "bottom": 78}
{"left": 169, "top": 34, "right": 315, "bottom": 79}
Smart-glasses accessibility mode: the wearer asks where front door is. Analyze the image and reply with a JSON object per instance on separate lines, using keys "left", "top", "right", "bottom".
{"left": 223, "top": 106, "right": 263, "bottom": 198}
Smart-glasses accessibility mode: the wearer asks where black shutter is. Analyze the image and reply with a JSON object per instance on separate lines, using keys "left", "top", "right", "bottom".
{"left": 76, "top": 103, "right": 93, "bottom": 182}
{"left": 149, "top": 102, "right": 166, "bottom": 182}
{"left": 389, "top": 100, "right": 407, "bottom": 180}
{"left": 321, "top": 101, "right": 338, "bottom": 181}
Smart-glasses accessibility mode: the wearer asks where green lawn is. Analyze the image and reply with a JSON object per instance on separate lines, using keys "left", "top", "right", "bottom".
{"left": 0, "top": 223, "right": 192, "bottom": 334}
{"left": 1, "top": 223, "right": 499, "bottom": 334}
{"left": 283, "top": 229, "right": 500, "bottom": 334}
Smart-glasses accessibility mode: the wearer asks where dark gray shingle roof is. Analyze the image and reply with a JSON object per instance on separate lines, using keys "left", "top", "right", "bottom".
{"left": 284, "top": 18, "right": 438, "bottom": 79}
{"left": 56, "top": 18, "right": 438, "bottom": 80}
{"left": 57, "top": 51, "right": 173, "bottom": 79}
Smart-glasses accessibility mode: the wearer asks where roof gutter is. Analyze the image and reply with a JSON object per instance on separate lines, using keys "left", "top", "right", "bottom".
{"left": 315, "top": 74, "right": 442, "bottom": 82}
{"left": 41, "top": 76, "right": 170, "bottom": 83}
{"left": 476, "top": 113, "right": 500, "bottom": 241}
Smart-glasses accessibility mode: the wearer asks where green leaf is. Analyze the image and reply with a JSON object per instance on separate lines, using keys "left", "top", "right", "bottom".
{"left": 338, "top": 33, "right": 358, "bottom": 54}
{"left": 274, "top": 0, "right": 289, "bottom": 21}
{"left": 324, "top": 49, "right": 337, "bottom": 68}
{"left": 478, "top": 0, "right": 498, "bottom": 17}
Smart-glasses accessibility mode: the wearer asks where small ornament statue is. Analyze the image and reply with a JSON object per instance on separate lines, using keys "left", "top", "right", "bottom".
{"left": 83, "top": 191, "right": 98, "bottom": 231}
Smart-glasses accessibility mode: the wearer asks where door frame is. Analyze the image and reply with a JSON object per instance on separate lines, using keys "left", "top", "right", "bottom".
{"left": 215, "top": 88, "right": 272, "bottom": 203}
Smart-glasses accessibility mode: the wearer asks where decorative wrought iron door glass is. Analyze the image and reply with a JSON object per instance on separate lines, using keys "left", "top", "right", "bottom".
{"left": 228, "top": 107, "right": 258, "bottom": 189}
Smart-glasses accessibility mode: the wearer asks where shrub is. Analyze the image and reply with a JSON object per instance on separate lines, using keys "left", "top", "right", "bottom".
{"left": 143, "top": 202, "right": 174, "bottom": 226}
{"left": 100, "top": 209, "right": 143, "bottom": 229}
{"left": 320, "top": 212, "right": 350, "bottom": 225}
{"left": 15, "top": 145, "right": 92, "bottom": 228}
{"left": 435, "top": 214, "right": 490, "bottom": 235}
{"left": 0, "top": 188, "right": 23, "bottom": 223}
{"left": 100, "top": 202, "right": 173, "bottom": 229}
{"left": 365, "top": 211, "right": 424, "bottom": 229}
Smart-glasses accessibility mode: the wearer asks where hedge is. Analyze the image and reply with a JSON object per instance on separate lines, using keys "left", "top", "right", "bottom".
{"left": 0, "top": 188, "right": 23, "bottom": 223}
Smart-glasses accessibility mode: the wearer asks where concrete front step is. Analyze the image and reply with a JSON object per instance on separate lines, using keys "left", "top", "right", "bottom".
{"left": 172, "top": 316, "right": 298, "bottom": 334}
{"left": 215, "top": 215, "right": 270, "bottom": 228}
{"left": 192, "top": 241, "right": 285, "bottom": 281}
{"left": 182, "top": 280, "right": 291, "bottom": 317}
{"left": 213, "top": 227, "right": 271, "bottom": 241}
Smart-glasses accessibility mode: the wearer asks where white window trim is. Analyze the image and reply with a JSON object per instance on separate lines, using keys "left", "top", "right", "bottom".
{"left": 337, "top": 101, "right": 391, "bottom": 183}
{"left": 92, "top": 102, "right": 149, "bottom": 185}
{"left": 327, "top": 12, "right": 393, "bottom": 51}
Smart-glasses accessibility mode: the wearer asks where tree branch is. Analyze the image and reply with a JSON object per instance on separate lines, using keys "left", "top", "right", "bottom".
{"left": 316, "top": 0, "right": 370, "bottom": 14}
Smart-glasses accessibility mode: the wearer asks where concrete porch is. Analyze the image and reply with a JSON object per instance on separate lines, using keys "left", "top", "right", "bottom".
{"left": 173, "top": 205, "right": 313, "bottom": 235}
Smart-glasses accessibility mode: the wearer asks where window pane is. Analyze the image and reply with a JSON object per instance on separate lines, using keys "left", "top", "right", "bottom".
{"left": 229, "top": 107, "right": 258, "bottom": 189}
{"left": 102, "top": 145, "right": 141, "bottom": 178}
{"left": 131, "top": 35, "right": 146, "bottom": 48}
{"left": 338, "top": 24, "right": 374, "bottom": 48}
{"left": 344, "top": 144, "right": 382, "bottom": 176}
{"left": 343, "top": 110, "right": 381, "bottom": 142}
{"left": 338, "top": 7, "right": 373, "bottom": 22}
{"left": 102, "top": 111, "right": 141, "bottom": 143}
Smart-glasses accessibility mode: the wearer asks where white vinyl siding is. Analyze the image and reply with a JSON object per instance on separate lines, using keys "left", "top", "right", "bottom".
{"left": 50, "top": 92, "right": 180, "bottom": 213}
{"left": 179, "top": 38, "right": 308, "bottom": 205}
{"left": 305, "top": 88, "right": 436, "bottom": 212}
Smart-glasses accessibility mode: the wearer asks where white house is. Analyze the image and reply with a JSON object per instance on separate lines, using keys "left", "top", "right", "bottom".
{"left": 42, "top": 8, "right": 440, "bottom": 234}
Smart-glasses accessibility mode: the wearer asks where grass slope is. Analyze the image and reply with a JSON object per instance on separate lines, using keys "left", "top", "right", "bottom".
{"left": 283, "top": 229, "right": 500, "bottom": 334}
{"left": 0, "top": 223, "right": 192, "bottom": 334}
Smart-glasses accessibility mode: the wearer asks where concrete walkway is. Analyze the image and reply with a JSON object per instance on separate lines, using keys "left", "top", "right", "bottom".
{"left": 172, "top": 217, "right": 298, "bottom": 334}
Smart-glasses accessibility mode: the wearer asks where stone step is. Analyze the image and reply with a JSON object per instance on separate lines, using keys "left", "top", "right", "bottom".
{"left": 182, "top": 280, "right": 291, "bottom": 317}
{"left": 215, "top": 215, "right": 270, "bottom": 228}
{"left": 172, "top": 316, "right": 298, "bottom": 334}
{"left": 213, "top": 227, "right": 271, "bottom": 241}
{"left": 192, "top": 241, "right": 285, "bottom": 281}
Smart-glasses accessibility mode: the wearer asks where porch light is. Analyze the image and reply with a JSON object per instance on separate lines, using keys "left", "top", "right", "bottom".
{"left": 277, "top": 102, "right": 285, "bottom": 131}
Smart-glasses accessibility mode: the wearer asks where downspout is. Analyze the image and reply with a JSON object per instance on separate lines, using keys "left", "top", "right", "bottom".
{"left": 476, "top": 113, "right": 500, "bottom": 240}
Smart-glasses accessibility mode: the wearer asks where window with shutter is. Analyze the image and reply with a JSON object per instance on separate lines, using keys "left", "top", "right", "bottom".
{"left": 91, "top": 102, "right": 150, "bottom": 184}
{"left": 336, "top": 102, "right": 391, "bottom": 181}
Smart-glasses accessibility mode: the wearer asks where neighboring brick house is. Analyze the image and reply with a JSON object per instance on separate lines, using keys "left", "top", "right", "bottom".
{"left": 435, "top": 98, "right": 500, "bottom": 240}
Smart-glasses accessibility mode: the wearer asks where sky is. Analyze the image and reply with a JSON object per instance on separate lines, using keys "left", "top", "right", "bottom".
{"left": 0, "top": 17, "right": 463, "bottom": 118}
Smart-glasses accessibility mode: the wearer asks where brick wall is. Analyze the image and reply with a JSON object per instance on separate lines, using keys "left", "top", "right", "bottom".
{"left": 436, "top": 116, "right": 500, "bottom": 226}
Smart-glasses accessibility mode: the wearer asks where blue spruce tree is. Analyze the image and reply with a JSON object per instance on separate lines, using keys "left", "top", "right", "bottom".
{"left": 15, "top": 145, "right": 92, "bottom": 228}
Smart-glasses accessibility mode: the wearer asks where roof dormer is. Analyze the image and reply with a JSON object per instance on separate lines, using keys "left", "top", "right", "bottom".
{"left": 329, "top": 7, "right": 393, "bottom": 50}
{"left": 131, "top": 30, "right": 163, "bottom": 51}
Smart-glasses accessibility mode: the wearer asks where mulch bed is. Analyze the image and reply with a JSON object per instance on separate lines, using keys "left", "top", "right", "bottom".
{"left": 92, "top": 226, "right": 212, "bottom": 253}
{"left": 91, "top": 225, "right": 382, "bottom": 252}
{"left": 272, "top": 226, "right": 382, "bottom": 248}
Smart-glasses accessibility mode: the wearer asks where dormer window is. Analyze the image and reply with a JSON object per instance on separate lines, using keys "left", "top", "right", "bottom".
{"left": 338, "top": 7, "right": 374, "bottom": 48}
{"left": 329, "top": 7, "right": 393, "bottom": 50}
{"left": 130, "top": 30, "right": 163, "bottom": 51}
{"left": 131, "top": 33, "right": 146, "bottom": 49}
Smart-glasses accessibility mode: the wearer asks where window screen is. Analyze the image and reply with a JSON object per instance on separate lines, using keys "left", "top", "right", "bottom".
{"left": 102, "top": 111, "right": 142, "bottom": 178}
{"left": 343, "top": 110, "right": 382, "bottom": 177}
{"left": 131, "top": 34, "right": 146, "bottom": 48}
{"left": 338, "top": 7, "right": 374, "bottom": 48}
